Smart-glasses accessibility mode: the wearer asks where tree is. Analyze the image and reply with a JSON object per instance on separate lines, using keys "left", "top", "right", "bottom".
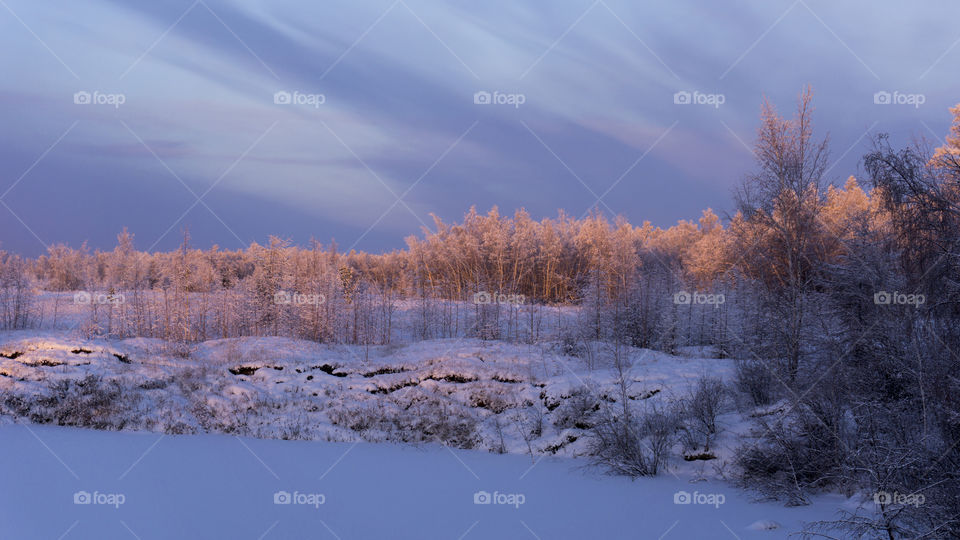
{"left": 733, "top": 86, "right": 831, "bottom": 382}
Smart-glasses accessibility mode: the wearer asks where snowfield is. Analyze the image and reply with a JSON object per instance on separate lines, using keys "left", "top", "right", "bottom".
{"left": 0, "top": 331, "right": 859, "bottom": 538}
{"left": 0, "top": 424, "right": 849, "bottom": 539}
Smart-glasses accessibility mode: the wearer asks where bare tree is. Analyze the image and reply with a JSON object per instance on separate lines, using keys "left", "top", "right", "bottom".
{"left": 733, "top": 85, "right": 831, "bottom": 382}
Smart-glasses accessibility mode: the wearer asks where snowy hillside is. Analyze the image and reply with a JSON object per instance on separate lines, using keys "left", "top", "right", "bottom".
{"left": 0, "top": 331, "right": 868, "bottom": 538}
{"left": 0, "top": 332, "right": 731, "bottom": 456}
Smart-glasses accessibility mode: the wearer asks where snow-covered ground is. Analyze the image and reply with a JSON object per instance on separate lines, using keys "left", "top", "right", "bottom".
{"left": 0, "top": 332, "right": 733, "bottom": 457}
{"left": 0, "top": 330, "right": 864, "bottom": 538}
{"left": 0, "top": 424, "right": 848, "bottom": 539}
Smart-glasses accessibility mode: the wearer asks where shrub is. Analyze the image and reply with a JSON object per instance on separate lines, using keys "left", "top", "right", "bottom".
{"left": 735, "top": 384, "right": 854, "bottom": 507}
{"left": 12, "top": 375, "right": 142, "bottom": 430}
{"left": 734, "top": 358, "right": 775, "bottom": 407}
{"left": 680, "top": 376, "right": 726, "bottom": 449}
{"left": 326, "top": 397, "right": 479, "bottom": 449}
{"left": 552, "top": 386, "right": 600, "bottom": 430}
{"left": 558, "top": 332, "right": 585, "bottom": 358}
{"left": 588, "top": 405, "right": 676, "bottom": 477}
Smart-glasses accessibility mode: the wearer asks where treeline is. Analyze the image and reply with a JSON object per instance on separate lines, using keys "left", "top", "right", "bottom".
{"left": 0, "top": 181, "right": 878, "bottom": 345}
{"left": 1, "top": 173, "right": 890, "bottom": 348}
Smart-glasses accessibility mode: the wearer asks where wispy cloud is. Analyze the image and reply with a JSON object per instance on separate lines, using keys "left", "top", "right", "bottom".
{"left": 0, "top": 0, "right": 957, "bottom": 254}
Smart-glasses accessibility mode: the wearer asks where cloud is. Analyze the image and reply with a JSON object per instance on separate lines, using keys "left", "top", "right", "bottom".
{"left": 0, "top": 0, "right": 957, "bottom": 255}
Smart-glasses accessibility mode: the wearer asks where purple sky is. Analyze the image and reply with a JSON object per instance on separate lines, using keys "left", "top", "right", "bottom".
{"left": 0, "top": 0, "right": 957, "bottom": 255}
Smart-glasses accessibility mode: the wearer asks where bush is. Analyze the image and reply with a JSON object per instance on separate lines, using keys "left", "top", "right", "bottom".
{"left": 467, "top": 385, "right": 514, "bottom": 414}
{"left": 327, "top": 396, "right": 479, "bottom": 449}
{"left": 403, "top": 396, "right": 479, "bottom": 448}
{"left": 553, "top": 386, "right": 600, "bottom": 430}
{"left": 735, "top": 384, "right": 854, "bottom": 507}
{"left": 734, "top": 358, "right": 775, "bottom": 407}
{"left": 588, "top": 405, "right": 676, "bottom": 477}
{"left": 557, "top": 332, "right": 585, "bottom": 358}
{"left": 2, "top": 375, "right": 141, "bottom": 430}
{"left": 687, "top": 377, "right": 725, "bottom": 434}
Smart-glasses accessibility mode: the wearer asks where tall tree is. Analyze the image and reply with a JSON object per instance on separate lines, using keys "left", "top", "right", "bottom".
{"left": 734, "top": 86, "right": 831, "bottom": 382}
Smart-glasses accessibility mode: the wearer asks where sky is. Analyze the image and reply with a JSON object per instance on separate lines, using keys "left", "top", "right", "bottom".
{"left": 0, "top": 0, "right": 957, "bottom": 256}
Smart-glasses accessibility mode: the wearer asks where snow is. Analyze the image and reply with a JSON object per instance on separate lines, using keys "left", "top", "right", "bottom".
{"left": 0, "top": 332, "right": 735, "bottom": 458}
{"left": 0, "top": 424, "right": 848, "bottom": 539}
{"left": 0, "top": 329, "right": 865, "bottom": 537}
